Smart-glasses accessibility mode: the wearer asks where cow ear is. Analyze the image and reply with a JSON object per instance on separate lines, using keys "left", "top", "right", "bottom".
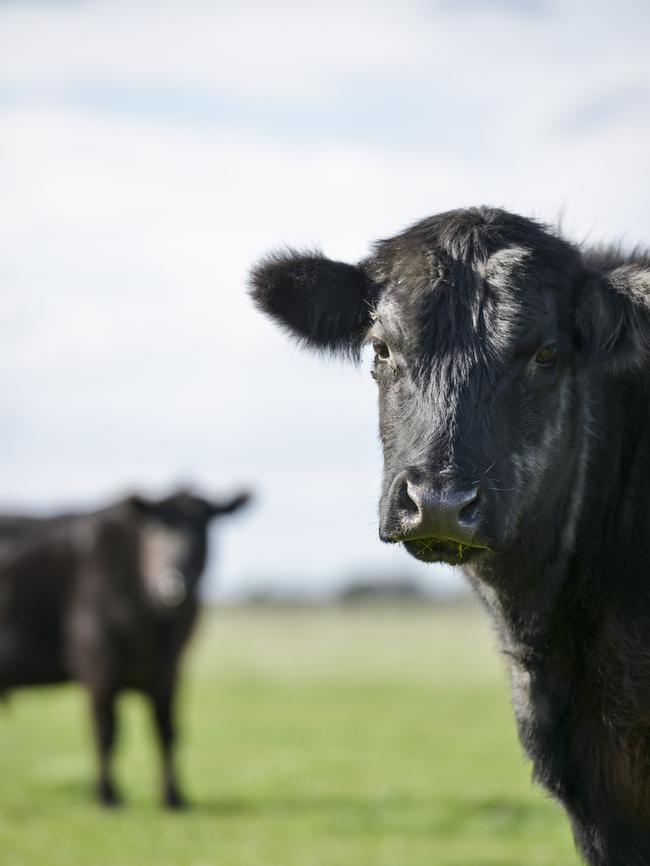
{"left": 576, "top": 264, "right": 650, "bottom": 369}
{"left": 209, "top": 492, "right": 251, "bottom": 518}
{"left": 249, "top": 250, "right": 377, "bottom": 356}
{"left": 128, "top": 495, "right": 156, "bottom": 516}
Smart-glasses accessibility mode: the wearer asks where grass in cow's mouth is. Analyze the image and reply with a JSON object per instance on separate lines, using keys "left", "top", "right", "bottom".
{"left": 417, "top": 539, "right": 466, "bottom": 559}
{"left": 403, "top": 538, "right": 486, "bottom": 565}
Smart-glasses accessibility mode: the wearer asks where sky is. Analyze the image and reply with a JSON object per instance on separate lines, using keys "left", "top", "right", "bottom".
{"left": 1, "top": 0, "right": 649, "bottom": 599}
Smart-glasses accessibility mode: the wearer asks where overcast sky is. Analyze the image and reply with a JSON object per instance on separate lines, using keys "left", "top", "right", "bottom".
{"left": 1, "top": 0, "right": 649, "bottom": 598}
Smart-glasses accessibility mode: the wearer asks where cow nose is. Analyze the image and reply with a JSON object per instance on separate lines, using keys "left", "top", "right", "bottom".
{"left": 392, "top": 475, "right": 481, "bottom": 543}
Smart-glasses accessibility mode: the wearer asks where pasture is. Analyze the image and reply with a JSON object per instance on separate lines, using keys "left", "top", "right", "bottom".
{"left": 0, "top": 604, "right": 579, "bottom": 866}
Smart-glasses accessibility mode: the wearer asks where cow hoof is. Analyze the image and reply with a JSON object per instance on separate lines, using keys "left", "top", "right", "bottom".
{"left": 164, "top": 788, "right": 187, "bottom": 810}
{"left": 97, "top": 781, "right": 122, "bottom": 808}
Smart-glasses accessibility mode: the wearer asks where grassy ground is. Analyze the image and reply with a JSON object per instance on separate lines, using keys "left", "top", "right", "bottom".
{"left": 0, "top": 604, "right": 580, "bottom": 866}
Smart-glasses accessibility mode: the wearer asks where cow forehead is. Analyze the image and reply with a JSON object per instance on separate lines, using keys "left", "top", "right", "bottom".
{"left": 139, "top": 523, "right": 192, "bottom": 584}
{"left": 372, "top": 244, "right": 554, "bottom": 364}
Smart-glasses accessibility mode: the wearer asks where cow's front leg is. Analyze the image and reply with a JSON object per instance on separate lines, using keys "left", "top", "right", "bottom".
{"left": 150, "top": 683, "right": 185, "bottom": 809}
{"left": 89, "top": 688, "right": 121, "bottom": 807}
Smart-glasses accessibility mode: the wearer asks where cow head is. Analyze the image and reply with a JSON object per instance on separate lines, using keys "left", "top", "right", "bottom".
{"left": 250, "top": 207, "right": 650, "bottom": 567}
{"left": 130, "top": 490, "right": 250, "bottom": 605}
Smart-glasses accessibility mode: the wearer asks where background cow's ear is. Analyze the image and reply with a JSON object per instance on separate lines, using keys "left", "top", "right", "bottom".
{"left": 128, "top": 494, "right": 156, "bottom": 516}
{"left": 249, "top": 250, "right": 377, "bottom": 356}
{"left": 208, "top": 492, "right": 251, "bottom": 518}
{"left": 576, "top": 264, "right": 650, "bottom": 369}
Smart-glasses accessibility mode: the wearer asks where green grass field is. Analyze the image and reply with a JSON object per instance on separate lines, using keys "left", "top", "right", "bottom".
{"left": 0, "top": 604, "right": 580, "bottom": 866}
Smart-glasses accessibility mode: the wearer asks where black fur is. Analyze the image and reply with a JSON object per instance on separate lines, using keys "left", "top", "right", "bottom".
{"left": 577, "top": 263, "right": 650, "bottom": 368}
{"left": 249, "top": 249, "right": 377, "bottom": 356}
{"left": 0, "top": 488, "right": 250, "bottom": 808}
{"left": 250, "top": 206, "right": 650, "bottom": 866}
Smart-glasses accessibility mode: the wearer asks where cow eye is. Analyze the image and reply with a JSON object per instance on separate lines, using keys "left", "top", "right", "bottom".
{"left": 372, "top": 338, "right": 390, "bottom": 360}
{"left": 535, "top": 345, "right": 558, "bottom": 367}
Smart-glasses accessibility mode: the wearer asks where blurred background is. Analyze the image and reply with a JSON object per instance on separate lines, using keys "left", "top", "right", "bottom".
{"left": 0, "top": 1, "right": 648, "bottom": 864}
{"left": 2, "top": 0, "right": 649, "bottom": 601}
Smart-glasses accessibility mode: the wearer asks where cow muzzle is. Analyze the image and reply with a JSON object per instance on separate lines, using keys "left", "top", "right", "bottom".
{"left": 379, "top": 469, "right": 489, "bottom": 565}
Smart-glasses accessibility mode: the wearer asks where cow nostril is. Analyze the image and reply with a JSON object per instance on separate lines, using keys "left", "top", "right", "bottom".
{"left": 458, "top": 489, "right": 481, "bottom": 527}
{"left": 397, "top": 480, "right": 419, "bottom": 516}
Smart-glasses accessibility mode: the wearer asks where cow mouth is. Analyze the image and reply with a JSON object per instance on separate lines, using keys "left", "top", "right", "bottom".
{"left": 402, "top": 537, "right": 488, "bottom": 565}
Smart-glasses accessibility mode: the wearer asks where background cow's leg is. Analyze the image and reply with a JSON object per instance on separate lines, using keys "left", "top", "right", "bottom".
{"left": 89, "top": 689, "right": 120, "bottom": 807}
{"left": 150, "top": 681, "right": 184, "bottom": 809}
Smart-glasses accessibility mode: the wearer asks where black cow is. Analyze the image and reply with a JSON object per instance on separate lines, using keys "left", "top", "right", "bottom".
{"left": 0, "top": 489, "right": 249, "bottom": 808}
{"left": 250, "top": 207, "right": 650, "bottom": 866}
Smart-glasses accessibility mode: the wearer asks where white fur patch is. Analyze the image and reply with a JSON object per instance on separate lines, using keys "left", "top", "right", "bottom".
{"left": 140, "top": 523, "right": 191, "bottom": 608}
{"left": 479, "top": 245, "right": 532, "bottom": 282}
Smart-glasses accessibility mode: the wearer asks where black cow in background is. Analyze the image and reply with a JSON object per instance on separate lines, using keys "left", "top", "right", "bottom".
{"left": 250, "top": 207, "right": 650, "bottom": 866}
{"left": 0, "top": 489, "right": 250, "bottom": 808}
